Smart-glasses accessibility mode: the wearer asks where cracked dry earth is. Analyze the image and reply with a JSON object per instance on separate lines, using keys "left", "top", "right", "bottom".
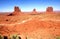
{"left": 0, "top": 13, "right": 60, "bottom": 39}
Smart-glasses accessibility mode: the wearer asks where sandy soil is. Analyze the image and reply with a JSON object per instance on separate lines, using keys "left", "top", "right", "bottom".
{"left": 0, "top": 13, "right": 60, "bottom": 39}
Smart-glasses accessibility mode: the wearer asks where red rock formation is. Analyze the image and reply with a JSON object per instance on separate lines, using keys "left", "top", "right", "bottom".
{"left": 33, "top": 8, "right": 36, "bottom": 12}
{"left": 32, "top": 8, "right": 37, "bottom": 14}
{"left": 14, "top": 6, "right": 21, "bottom": 12}
{"left": 46, "top": 7, "right": 53, "bottom": 12}
{"left": 13, "top": 6, "right": 21, "bottom": 15}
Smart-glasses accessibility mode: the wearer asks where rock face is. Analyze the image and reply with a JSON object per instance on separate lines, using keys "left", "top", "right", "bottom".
{"left": 33, "top": 9, "right": 36, "bottom": 12}
{"left": 14, "top": 6, "right": 21, "bottom": 12}
{"left": 46, "top": 7, "right": 53, "bottom": 12}
{"left": 13, "top": 6, "right": 21, "bottom": 15}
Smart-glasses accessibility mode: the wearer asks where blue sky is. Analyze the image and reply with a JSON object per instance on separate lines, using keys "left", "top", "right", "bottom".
{"left": 0, "top": 0, "right": 60, "bottom": 12}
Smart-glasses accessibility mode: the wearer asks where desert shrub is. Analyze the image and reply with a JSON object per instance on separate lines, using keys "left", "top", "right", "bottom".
{"left": 10, "top": 34, "right": 21, "bottom": 39}
{"left": 0, "top": 35, "right": 3, "bottom": 39}
{"left": 56, "top": 36, "right": 60, "bottom": 39}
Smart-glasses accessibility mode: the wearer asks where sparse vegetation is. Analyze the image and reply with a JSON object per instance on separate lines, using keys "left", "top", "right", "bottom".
{"left": 56, "top": 36, "right": 60, "bottom": 39}
{"left": 0, "top": 35, "right": 3, "bottom": 39}
{"left": 10, "top": 34, "right": 20, "bottom": 39}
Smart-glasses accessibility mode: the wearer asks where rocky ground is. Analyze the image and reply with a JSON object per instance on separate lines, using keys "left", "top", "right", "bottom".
{"left": 0, "top": 13, "right": 60, "bottom": 39}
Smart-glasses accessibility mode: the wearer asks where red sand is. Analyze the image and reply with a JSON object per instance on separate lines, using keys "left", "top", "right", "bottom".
{"left": 0, "top": 12, "right": 60, "bottom": 39}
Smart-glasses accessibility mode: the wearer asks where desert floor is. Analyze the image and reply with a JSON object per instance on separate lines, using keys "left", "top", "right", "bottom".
{"left": 0, "top": 13, "right": 60, "bottom": 39}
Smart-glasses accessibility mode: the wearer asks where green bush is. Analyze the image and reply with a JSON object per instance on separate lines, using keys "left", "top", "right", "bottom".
{"left": 0, "top": 35, "right": 3, "bottom": 39}
{"left": 10, "top": 34, "right": 20, "bottom": 39}
{"left": 56, "top": 36, "right": 60, "bottom": 39}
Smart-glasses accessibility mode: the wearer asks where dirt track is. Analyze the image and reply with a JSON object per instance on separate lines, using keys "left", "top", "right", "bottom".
{"left": 0, "top": 13, "right": 60, "bottom": 39}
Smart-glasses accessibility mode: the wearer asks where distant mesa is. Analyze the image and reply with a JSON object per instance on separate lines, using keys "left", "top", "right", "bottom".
{"left": 3, "top": 6, "right": 58, "bottom": 16}
{"left": 46, "top": 7, "right": 53, "bottom": 12}
{"left": 8, "top": 6, "right": 21, "bottom": 16}
{"left": 33, "top": 8, "right": 36, "bottom": 12}
{"left": 32, "top": 8, "right": 37, "bottom": 14}
{"left": 14, "top": 6, "right": 21, "bottom": 12}
{"left": 12, "top": 6, "right": 21, "bottom": 15}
